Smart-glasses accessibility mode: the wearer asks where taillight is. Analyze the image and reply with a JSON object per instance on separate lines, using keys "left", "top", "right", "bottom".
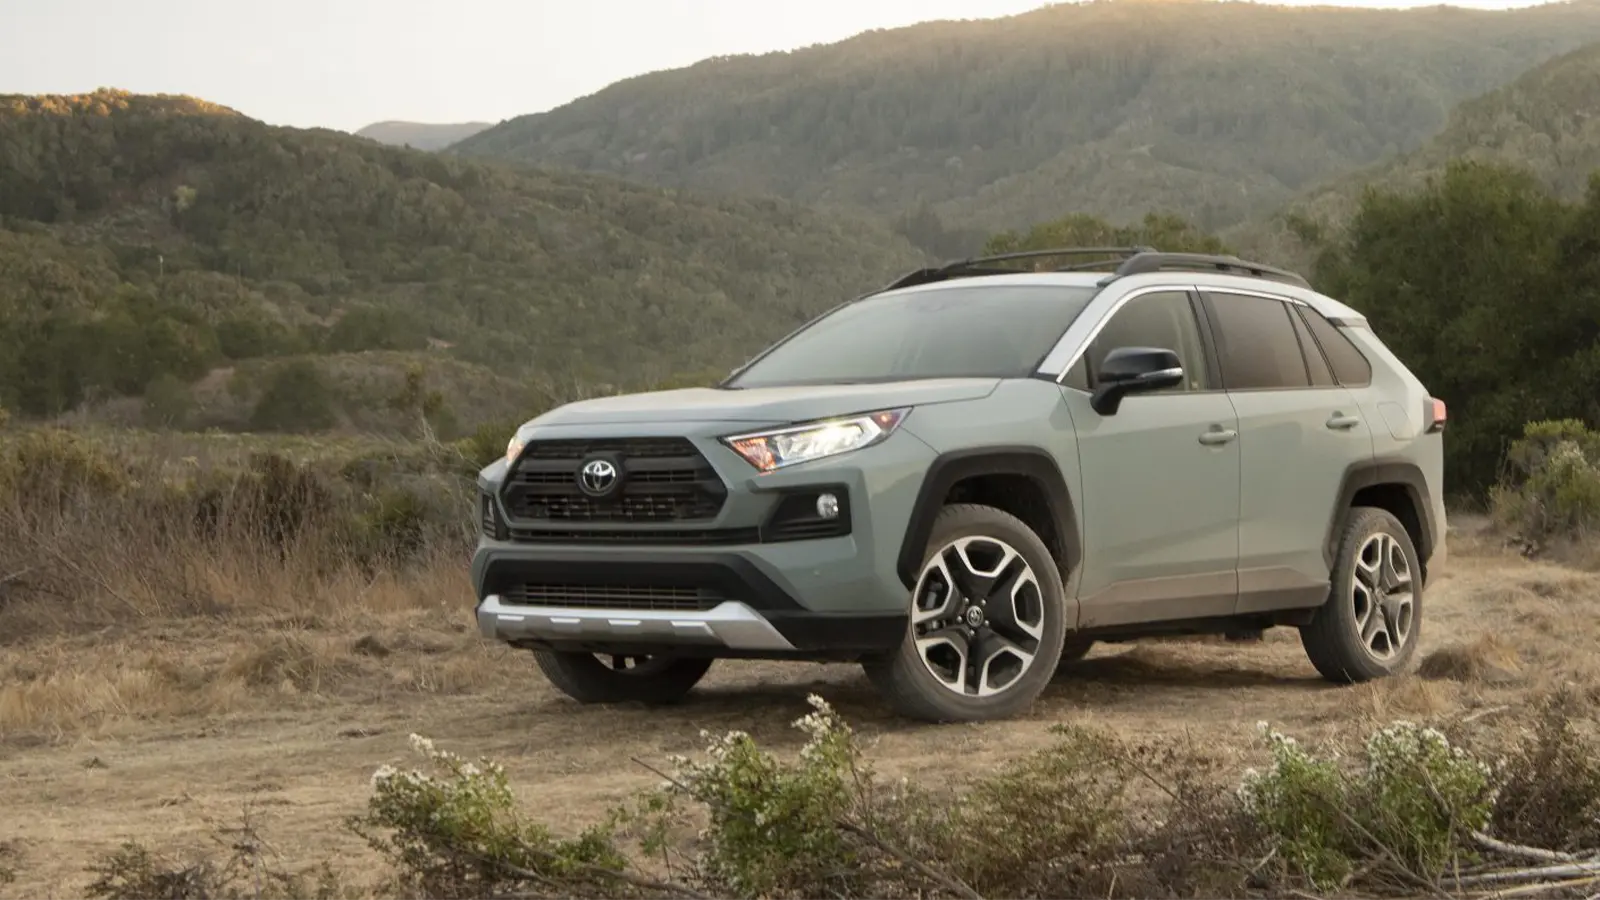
{"left": 1424, "top": 397, "right": 1446, "bottom": 433}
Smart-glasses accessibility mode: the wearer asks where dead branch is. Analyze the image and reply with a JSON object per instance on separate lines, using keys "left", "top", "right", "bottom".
{"left": 1473, "top": 831, "right": 1581, "bottom": 864}
{"left": 834, "top": 817, "right": 983, "bottom": 900}
{"left": 1451, "top": 859, "right": 1600, "bottom": 887}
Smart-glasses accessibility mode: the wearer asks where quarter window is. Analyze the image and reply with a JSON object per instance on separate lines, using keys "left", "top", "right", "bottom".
{"left": 1205, "top": 292, "right": 1312, "bottom": 390}
{"left": 1071, "top": 290, "right": 1211, "bottom": 392}
{"left": 1298, "top": 306, "right": 1374, "bottom": 387}
{"left": 1289, "top": 305, "right": 1337, "bottom": 387}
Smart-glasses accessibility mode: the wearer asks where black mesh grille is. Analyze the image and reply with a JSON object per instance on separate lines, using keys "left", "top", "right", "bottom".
{"left": 499, "top": 582, "right": 723, "bottom": 612}
{"left": 502, "top": 437, "right": 726, "bottom": 524}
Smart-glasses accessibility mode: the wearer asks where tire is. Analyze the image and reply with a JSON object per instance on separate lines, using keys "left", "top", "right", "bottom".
{"left": 864, "top": 503, "right": 1068, "bottom": 722}
{"left": 1057, "top": 634, "right": 1095, "bottom": 669}
{"left": 1299, "top": 506, "right": 1423, "bottom": 683}
{"left": 532, "top": 651, "right": 714, "bottom": 705}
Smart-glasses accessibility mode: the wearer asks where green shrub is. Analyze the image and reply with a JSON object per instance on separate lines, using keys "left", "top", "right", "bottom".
{"left": 350, "top": 734, "right": 624, "bottom": 900}
{"left": 0, "top": 426, "right": 130, "bottom": 505}
{"left": 647, "top": 695, "right": 867, "bottom": 898}
{"left": 249, "top": 360, "right": 339, "bottom": 433}
{"left": 1238, "top": 720, "right": 1494, "bottom": 890}
{"left": 1489, "top": 418, "right": 1600, "bottom": 545}
{"left": 932, "top": 725, "right": 1131, "bottom": 897}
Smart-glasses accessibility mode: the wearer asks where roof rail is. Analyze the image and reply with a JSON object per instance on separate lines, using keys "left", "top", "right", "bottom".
{"left": 1107, "top": 251, "right": 1311, "bottom": 289}
{"left": 881, "top": 246, "right": 1154, "bottom": 292}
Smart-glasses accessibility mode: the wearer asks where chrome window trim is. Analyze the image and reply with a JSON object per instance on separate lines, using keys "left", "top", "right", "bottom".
{"left": 1035, "top": 280, "right": 1310, "bottom": 383}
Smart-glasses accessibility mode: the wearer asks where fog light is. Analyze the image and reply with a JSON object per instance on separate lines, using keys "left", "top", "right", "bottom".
{"left": 816, "top": 492, "right": 840, "bottom": 519}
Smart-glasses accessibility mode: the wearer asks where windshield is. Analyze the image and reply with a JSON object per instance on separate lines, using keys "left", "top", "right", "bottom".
{"left": 727, "top": 283, "right": 1099, "bottom": 388}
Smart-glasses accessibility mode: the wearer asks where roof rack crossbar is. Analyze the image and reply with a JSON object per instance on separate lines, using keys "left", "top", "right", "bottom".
{"left": 1109, "top": 252, "right": 1311, "bottom": 289}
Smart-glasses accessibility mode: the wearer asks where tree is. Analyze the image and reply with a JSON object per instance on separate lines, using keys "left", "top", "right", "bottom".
{"left": 1313, "top": 160, "right": 1598, "bottom": 493}
{"left": 249, "top": 360, "right": 338, "bottom": 433}
{"left": 982, "top": 212, "right": 1231, "bottom": 258}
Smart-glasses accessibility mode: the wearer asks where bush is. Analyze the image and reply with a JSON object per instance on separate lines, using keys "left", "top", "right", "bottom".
{"left": 1489, "top": 418, "right": 1600, "bottom": 546}
{"left": 250, "top": 360, "right": 338, "bottom": 433}
{"left": 1489, "top": 690, "right": 1600, "bottom": 853}
{"left": 350, "top": 734, "right": 625, "bottom": 900}
{"left": 85, "top": 835, "right": 344, "bottom": 900}
{"left": 77, "top": 703, "right": 1600, "bottom": 900}
{"left": 1239, "top": 720, "right": 1495, "bottom": 890}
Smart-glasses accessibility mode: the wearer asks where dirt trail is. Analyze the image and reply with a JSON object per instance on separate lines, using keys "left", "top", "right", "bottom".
{"left": 3, "top": 517, "right": 1595, "bottom": 896}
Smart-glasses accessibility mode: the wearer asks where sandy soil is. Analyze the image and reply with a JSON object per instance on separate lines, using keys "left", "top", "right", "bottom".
{"left": 3, "top": 516, "right": 1596, "bottom": 896}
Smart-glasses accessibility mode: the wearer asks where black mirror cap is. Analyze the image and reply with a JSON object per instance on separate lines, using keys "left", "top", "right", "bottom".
{"left": 1089, "top": 347, "right": 1185, "bottom": 416}
{"left": 1098, "top": 346, "right": 1183, "bottom": 384}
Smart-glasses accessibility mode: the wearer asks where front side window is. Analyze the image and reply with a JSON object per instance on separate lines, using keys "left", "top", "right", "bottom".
{"left": 1064, "top": 290, "right": 1211, "bottom": 392}
{"left": 727, "top": 284, "right": 1098, "bottom": 388}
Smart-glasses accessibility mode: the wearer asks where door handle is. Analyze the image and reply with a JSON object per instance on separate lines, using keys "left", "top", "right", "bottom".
{"left": 1326, "top": 412, "right": 1362, "bottom": 430}
{"left": 1198, "top": 427, "right": 1238, "bottom": 446}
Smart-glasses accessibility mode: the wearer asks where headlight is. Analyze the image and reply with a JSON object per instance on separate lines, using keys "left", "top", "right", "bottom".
{"left": 722, "top": 408, "right": 910, "bottom": 472}
{"left": 505, "top": 433, "right": 525, "bottom": 465}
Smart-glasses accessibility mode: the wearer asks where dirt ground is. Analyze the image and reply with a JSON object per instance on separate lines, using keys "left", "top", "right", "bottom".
{"left": 3, "top": 514, "right": 1597, "bottom": 897}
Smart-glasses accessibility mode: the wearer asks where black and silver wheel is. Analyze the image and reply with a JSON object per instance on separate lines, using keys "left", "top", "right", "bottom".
{"left": 864, "top": 504, "right": 1067, "bottom": 722}
{"left": 532, "top": 651, "right": 714, "bottom": 705}
{"left": 1300, "top": 506, "right": 1422, "bottom": 683}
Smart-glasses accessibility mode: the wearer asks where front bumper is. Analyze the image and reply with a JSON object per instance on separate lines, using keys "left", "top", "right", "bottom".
{"left": 471, "top": 541, "right": 909, "bottom": 656}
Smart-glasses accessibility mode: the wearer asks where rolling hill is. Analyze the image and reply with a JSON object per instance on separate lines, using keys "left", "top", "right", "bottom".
{"left": 450, "top": 0, "right": 1600, "bottom": 238}
{"left": 1230, "top": 39, "right": 1600, "bottom": 270}
{"left": 0, "top": 90, "right": 926, "bottom": 427}
{"left": 356, "top": 120, "right": 495, "bottom": 151}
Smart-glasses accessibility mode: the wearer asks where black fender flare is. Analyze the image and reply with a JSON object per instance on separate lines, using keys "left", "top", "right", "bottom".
{"left": 1324, "top": 457, "right": 1437, "bottom": 571}
{"left": 895, "top": 446, "right": 1081, "bottom": 588}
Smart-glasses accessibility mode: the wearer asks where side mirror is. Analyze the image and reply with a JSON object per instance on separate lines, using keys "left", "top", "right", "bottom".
{"left": 1090, "top": 347, "right": 1184, "bottom": 415}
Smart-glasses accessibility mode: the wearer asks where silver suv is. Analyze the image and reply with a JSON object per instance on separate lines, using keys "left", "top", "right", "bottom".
{"left": 472, "top": 248, "right": 1448, "bottom": 723}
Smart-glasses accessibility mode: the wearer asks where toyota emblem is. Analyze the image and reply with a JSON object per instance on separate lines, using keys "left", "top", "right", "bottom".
{"left": 578, "top": 458, "right": 619, "bottom": 496}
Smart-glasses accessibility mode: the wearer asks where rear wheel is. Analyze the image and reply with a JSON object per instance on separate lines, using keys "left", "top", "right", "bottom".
{"left": 533, "top": 651, "right": 713, "bottom": 705}
{"left": 1300, "top": 506, "right": 1422, "bottom": 683}
{"left": 864, "top": 504, "right": 1067, "bottom": 722}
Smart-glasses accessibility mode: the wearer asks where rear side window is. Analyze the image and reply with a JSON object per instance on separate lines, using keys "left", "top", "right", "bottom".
{"left": 1204, "top": 291, "right": 1312, "bottom": 390}
{"left": 1297, "top": 307, "right": 1373, "bottom": 387}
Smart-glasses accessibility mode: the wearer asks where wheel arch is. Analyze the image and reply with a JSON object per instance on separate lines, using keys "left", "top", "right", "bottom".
{"left": 894, "top": 446, "right": 1081, "bottom": 588}
{"left": 1326, "top": 458, "right": 1437, "bottom": 584}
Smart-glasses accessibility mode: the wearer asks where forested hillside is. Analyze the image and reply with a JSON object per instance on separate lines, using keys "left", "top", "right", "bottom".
{"left": 450, "top": 0, "right": 1600, "bottom": 241}
{"left": 1235, "top": 38, "right": 1600, "bottom": 267}
{"left": 356, "top": 120, "right": 494, "bottom": 151}
{"left": 0, "top": 91, "right": 925, "bottom": 429}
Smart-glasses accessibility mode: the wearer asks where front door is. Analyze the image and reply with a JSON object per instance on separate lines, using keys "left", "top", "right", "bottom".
{"left": 1062, "top": 288, "right": 1242, "bottom": 628}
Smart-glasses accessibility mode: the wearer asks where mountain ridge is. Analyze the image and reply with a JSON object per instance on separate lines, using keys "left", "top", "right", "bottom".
{"left": 357, "top": 120, "right": 495, "bottom": 151}
{"left": 0, "top": 89, "right": 926, "bottom": 426}
{"left": 449, "top": 0, "right": 1600, "bottom": 236}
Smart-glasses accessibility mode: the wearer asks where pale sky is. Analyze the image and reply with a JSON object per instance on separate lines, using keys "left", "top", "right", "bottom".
{"left": 0, "top": 0, "right": 1557, "bottom": 133}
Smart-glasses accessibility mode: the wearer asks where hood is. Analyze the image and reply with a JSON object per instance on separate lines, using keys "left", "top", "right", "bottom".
{"left": 528, "top": 378, "right": 1002, "bottom": 428}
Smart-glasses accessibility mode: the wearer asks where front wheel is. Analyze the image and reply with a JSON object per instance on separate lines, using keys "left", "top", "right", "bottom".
{"left": 1299, "top": 506, "right": 1422, "bottom": 683}
{"left": 864, "top": 504, "right": 1068, "bottom": 722}
{"left": 533, "top": 651, "right": 713, "bottom": 705}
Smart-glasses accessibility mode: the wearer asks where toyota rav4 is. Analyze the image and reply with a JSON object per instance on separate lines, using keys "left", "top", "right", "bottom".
{"left": 471, "top": 248, "right": 1447, "bottom": 723}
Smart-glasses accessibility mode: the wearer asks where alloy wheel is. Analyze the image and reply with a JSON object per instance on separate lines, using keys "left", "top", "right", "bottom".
{"left": 911, "top": 535, "right": 1045, "bottom": 697}
{"left": 1350, "top": 531, "right": 1414, "bottom": 661}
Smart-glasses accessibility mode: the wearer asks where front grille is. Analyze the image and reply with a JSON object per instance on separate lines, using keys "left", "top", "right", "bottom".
{"left": 499, "top": 582, "right": 724, "bottom": 612}
{"left": 502, "top": 437, "right": 726, "bottom": 524}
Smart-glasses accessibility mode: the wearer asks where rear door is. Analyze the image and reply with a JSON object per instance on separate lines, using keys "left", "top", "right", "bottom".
{"left": 1198, "top": 288, "right": 1376, "bottom": 614}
